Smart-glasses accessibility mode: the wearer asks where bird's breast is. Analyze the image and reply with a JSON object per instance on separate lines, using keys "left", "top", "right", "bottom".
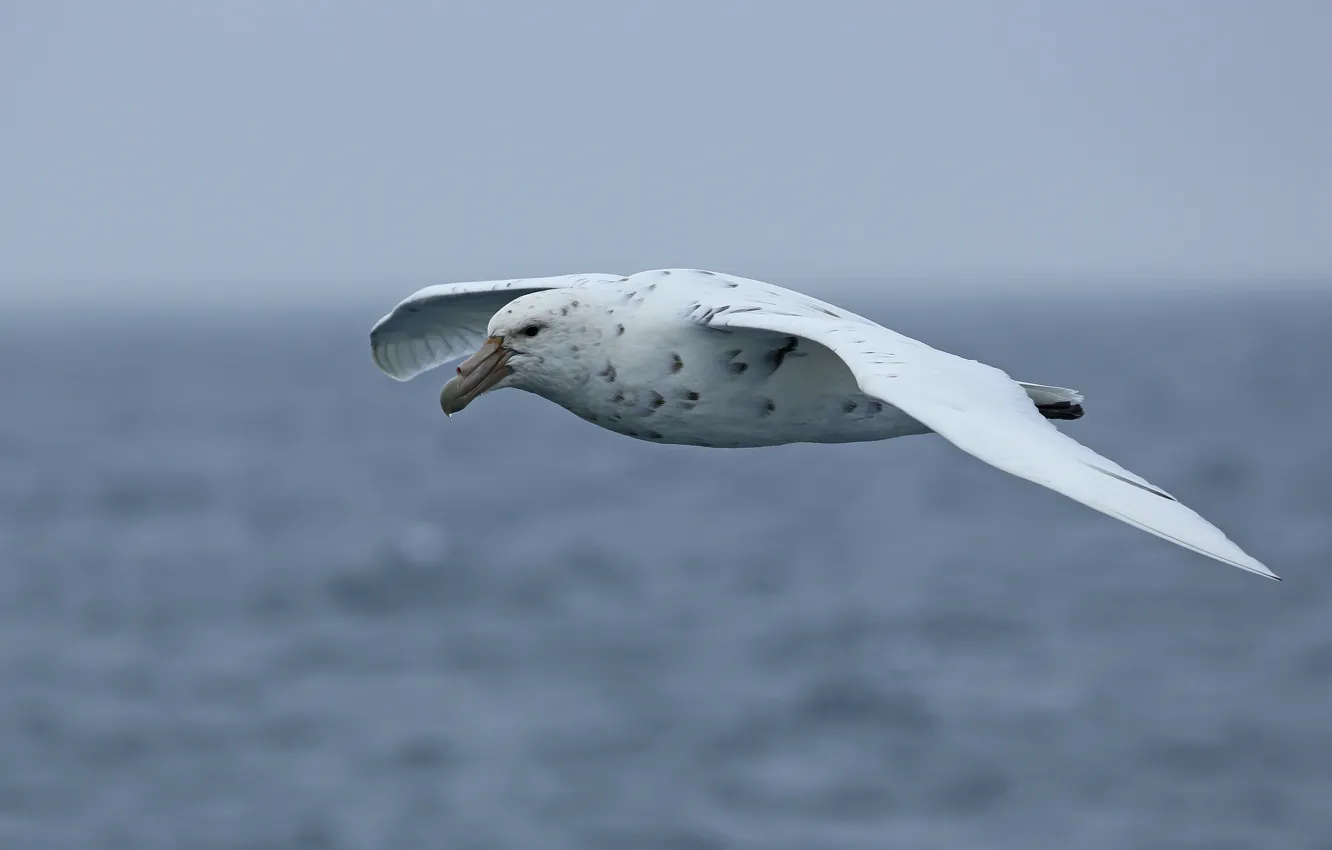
{"left": 547, "top": 324, "right": 927, "bottom": 448}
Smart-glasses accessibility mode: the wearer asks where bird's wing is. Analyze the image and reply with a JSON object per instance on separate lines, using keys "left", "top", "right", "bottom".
{"left": 370, "top": 273, "right": 622, "bottom": 380}
{"left": 690, "top": 296, "right": 1277, "bottom": 580}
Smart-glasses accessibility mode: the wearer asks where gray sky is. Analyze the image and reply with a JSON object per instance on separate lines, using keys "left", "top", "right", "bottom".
{"left": 3, "top": 0, "right": 1330, "bottom": 305}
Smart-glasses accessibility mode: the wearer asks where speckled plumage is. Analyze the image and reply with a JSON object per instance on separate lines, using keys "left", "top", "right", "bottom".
{"left": 485, "top": 274, "right": 932, "bottom": 448}
{"left": 370, "top": 268, "right": 1276, "bottom": 580}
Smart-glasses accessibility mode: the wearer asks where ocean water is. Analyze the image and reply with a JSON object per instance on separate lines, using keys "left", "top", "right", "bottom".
{"left": 1, "top": 285, "right": 1330, "bottom": 849}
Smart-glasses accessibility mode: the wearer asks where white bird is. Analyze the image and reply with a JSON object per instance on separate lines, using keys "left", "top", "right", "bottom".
{"left": 370, "top": 268, "right": 1277, "bottom": 581}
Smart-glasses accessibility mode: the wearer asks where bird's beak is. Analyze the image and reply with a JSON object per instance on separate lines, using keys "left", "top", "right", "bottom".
{"left": 440, "top": 336, "right": 512, "bottom": 416}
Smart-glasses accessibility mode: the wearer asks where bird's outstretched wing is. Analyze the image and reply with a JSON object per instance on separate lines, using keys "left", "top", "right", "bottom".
{"left": 690, "top": 293, "right": 1277, "bottom": 580}
{"left": 370, "top": 273, "right": 623, "bottom": 380}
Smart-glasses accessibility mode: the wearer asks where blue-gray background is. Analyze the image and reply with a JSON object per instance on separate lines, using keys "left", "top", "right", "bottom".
{"left": 4, "top": 2, "right": 1332, "bottom": 848}
{"left": 1, "top": 287, "right": 1329, "bottom": 849}
{"left": 3, "top": 0, "right": 1332, "bottom": 301}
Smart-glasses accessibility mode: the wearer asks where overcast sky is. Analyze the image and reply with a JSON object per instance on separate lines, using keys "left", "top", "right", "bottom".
{"left": 2, "top": 0, "right": 1329, "bottom": 305}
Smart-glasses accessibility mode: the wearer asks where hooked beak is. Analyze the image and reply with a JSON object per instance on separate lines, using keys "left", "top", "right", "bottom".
{"left": 439, "top": 336, "right": 513, "bottom": 416}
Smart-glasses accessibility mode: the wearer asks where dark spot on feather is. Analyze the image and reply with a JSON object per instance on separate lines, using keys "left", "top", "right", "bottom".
{"left": 1085, "top": 462, "right": 1175, "bottom": 501}
{"left": 698, "top": 270, "right": 715, "bottom": 276}
{"left": 647, "top": 283, "right": 657, "bottom": 291}
{"left": 406, "top": 306, "right": 420, "bottom": 313}
{"left": 764, "top": 336, "right": 800, "bottom": 373}
{"left": 660, "top": 270, "right": 671, "bottom": 275}
{"left": 720, "top": 348, "right": 749, "bottom": 374}
{"left": 646, "top": 430, "right": 663, "bottom": 439}
{"left": 726, "top": 282, "right": 739, "bottom": 288}
{"left": 685, "top": 390, "right": 700, "bottom": 401}
{"left": 870, "top": 400, "right": 884, "bottom": 414}
{"left": 1038, "top": 401, "right": 1085, "bottom": 421}
{"left": 599, "top": 363, "right": 617, "bottom": 382}
{"left": 649, "top": 391, "right": 666, "bottom": 408}
{"left": 616, "top": 323, "right": 625, "bottom": 336}
{"left": 843, "top": 399, "right": 858, "bottom": 413}
{"left": 671, "top": 353, "right": 684, "bottom": 372}
{"left": 571, "top": 300, "right": 579, "bottom": 307}
{"left": 560, "top": 307, "right": 568, "bottom": 316}
{"left": 613, "top": 390, "right": 626, "bottom": 404}
{"left": 759, "top": 398, "right": 776, "bottom": 417}
{"left": 820, "top": 307, "right": 839, "bottom": 317}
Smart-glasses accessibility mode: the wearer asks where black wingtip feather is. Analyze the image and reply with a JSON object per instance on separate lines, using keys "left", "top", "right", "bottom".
{"left": 1037, "top": 401, "right": 1085, "bottom": 421}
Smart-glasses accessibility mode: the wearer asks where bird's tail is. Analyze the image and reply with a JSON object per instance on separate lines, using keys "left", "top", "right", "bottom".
{"left": 1018, "top": 382, "right": 1086, "bottom": 421}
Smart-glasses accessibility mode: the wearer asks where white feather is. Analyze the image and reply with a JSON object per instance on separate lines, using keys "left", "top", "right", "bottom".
{"left": 369, "top": 273, "right": 623, "bottom": 380}
{"left": 702, "top": 301, "right": 1276, "bottom": 580}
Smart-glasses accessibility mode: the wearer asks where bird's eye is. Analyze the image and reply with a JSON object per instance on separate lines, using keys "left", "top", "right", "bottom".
{"left": 521, "top": 325, "right": 541, "bottom": 337}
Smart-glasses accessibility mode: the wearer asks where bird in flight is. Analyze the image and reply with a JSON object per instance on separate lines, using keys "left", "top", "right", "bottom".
{"left": 370, "top": 268, "right": 1277, "bottom": 581}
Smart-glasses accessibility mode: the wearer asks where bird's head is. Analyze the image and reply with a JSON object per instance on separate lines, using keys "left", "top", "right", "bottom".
{"left": 438, "top": 289, "right": 592, "bottom": 416}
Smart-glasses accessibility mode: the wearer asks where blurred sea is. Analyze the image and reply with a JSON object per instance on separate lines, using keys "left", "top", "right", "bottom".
{"left": 1, "top": 283, "right": 1330, "bottom": 850}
